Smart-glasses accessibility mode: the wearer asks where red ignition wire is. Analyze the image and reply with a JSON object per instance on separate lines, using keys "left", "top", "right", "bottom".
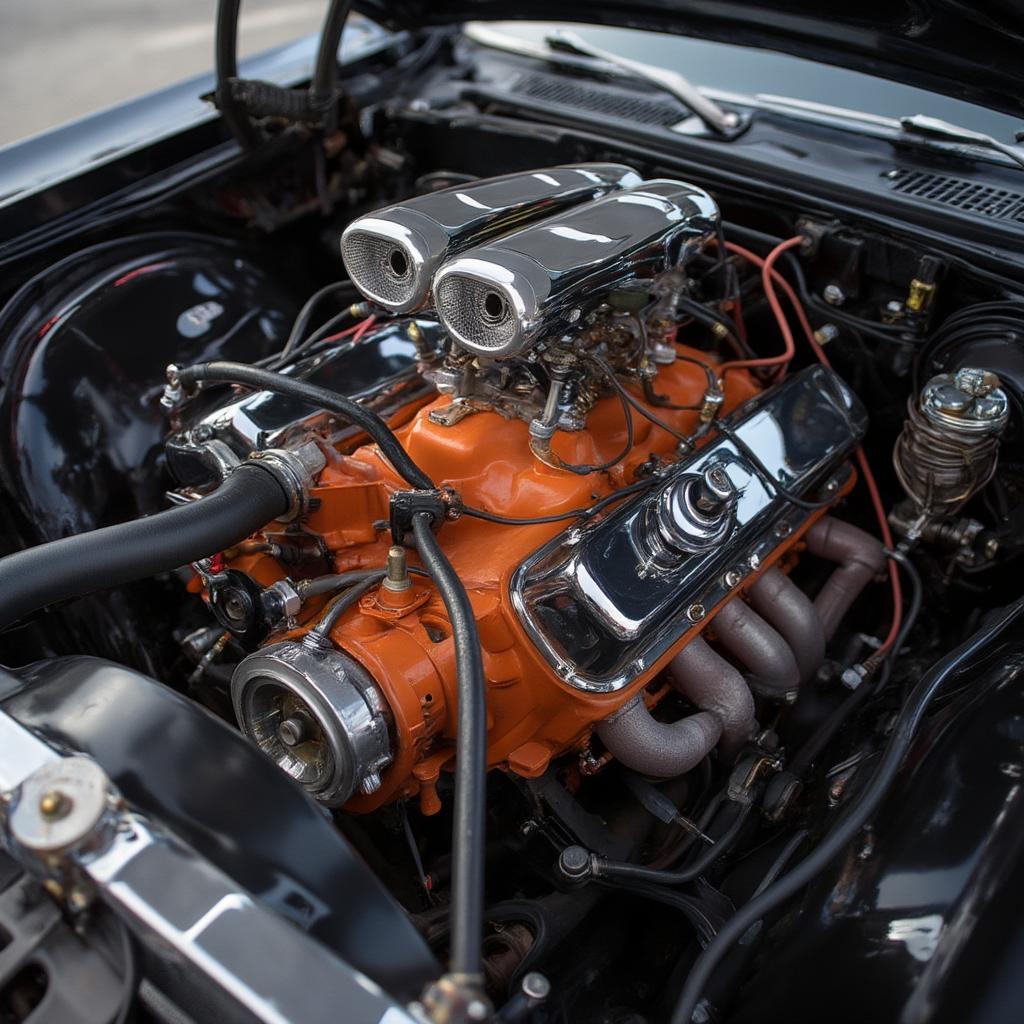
{"left": 722, "top": 235, "right": 903, "bottom": 658}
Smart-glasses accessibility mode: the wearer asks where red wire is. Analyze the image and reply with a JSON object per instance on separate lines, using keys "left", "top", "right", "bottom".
{"left": 316, "top": 314, "right": 377, "bottom": 347}
{"left": 351, "top": 315, "right": 377, "bottom": 342}
{"left": 716, "top": 238, "right": 806, "bottom": 378}
{"left": 723, "top": 235, "right": 903, "bottom": 658}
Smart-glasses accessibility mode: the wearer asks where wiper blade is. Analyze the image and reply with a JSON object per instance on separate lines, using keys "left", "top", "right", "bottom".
{"left": 900, "top": 114, "right": 1024, "bottom": 171}
{"left": 545, "top": 29, "right": 743, "bottom": 138}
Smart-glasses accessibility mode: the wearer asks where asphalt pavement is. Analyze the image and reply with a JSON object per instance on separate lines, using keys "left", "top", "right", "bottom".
{"left": 0, "top": 1, "right": 326, "bottom": 146}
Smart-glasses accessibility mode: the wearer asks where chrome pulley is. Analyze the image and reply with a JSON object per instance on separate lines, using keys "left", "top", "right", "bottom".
{"left": 231, "top": 639, "right": 393, "bottom": 806}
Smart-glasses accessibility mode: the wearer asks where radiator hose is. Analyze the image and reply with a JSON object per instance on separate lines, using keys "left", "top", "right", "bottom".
{"left": 0, "top": 463, "right": 289, "bottom": 631}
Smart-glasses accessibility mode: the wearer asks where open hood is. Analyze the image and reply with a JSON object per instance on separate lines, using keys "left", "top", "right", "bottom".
{"left": 360, "top": 1, "right": 1024, "bottom": 121}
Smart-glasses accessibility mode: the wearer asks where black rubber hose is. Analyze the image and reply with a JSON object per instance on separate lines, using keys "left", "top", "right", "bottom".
{"left": 176, "top": 361, "right": 435, "bottom": 491}
{"left": 411, "top": 512, "right": 487, "bottom": 981}
{"left": 594, "top": 801, "right": 754, "bottom": 887}
{"left": 112, "top": 920, "right": 140, "bottom": 1024}
{"left": 669, "top": 594, "right": 1024, "bottom": 1024}
{"left": 461, "top": 478, "right": 658, "bottom": 526}
{"left": 311, "top": 0, "right": 354, "bottom": 131}
{"left": 213, "top": 0, "right": 259, "bottom": 149}
{"left": 310, "top": 571, "right": 386, "bottom": 636}
{"left": 0, "top": 464, "right": 289, "bottom": 631}
{"left": 297, "top": 569, "right": 383, "bottom": 599}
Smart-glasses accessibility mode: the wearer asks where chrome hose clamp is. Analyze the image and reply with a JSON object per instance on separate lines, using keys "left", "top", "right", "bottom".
{"left": 245, "top": 440, "right": 327, "bottom": 522}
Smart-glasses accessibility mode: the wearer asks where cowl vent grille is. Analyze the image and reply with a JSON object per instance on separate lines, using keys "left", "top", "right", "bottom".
{"left": 889, "top": 168, "right": 1024, "bottom": 223}
{"left": 510, "top": 71, "right": 685, "bottom": 127}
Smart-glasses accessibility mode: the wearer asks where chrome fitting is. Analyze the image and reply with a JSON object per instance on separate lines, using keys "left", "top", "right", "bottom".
{"left": 231, "top": 640, "right": 393, "bottom": 807}
{"left": 262, "top": 579, "right": 302, "bottom": 627}
{"left": 814, "top": 323, "right": 839, "bottom": 346}
{"left": 160, "top": 363, "right": 183, "bottom": 410}
{"left": 557, "top": 844, "right": 595, "bottom": 882}
{"left": 840, "top": 662, "right": 871, "bottom": 690}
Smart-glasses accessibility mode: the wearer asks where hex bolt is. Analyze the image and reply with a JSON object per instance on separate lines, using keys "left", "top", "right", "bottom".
{"left": 823, "top": 284, "right": 846, "bottom": 306}
{"left": 687, "top": 603, "right": 706, "bottom": 622}
{"left": 954, "top": 367, "right": 1000, "bottom": 398}
{"left": 840, "top": 664, "right": 870, "bottom": 690}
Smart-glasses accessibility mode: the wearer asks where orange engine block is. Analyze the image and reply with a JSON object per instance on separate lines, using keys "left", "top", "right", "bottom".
{"left": 211, "top": 348, "right": 844, "bottom": 814}
{"left": 207, "top": 352, "right": 864, "bottom": 815}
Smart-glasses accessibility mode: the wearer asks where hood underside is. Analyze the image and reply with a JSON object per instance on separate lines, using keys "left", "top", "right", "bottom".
{"left": 359, "top": 1, "right": 1024, "bottom": 121}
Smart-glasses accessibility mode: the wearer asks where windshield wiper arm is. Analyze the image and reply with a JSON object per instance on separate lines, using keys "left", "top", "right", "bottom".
{"left": 900, "top": 114, "right": 1024, "bottom": 171}
{"left": 544, "top": 29, "right": 742, "bottom": 137}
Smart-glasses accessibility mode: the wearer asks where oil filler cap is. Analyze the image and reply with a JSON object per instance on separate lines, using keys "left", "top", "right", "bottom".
{"left": 654, "top": 463, "right": 737, "bottom": 555}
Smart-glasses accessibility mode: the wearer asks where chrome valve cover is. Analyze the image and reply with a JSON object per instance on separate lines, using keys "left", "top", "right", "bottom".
{"left": 511, "top": 366, "right": 867, "bottom": 692}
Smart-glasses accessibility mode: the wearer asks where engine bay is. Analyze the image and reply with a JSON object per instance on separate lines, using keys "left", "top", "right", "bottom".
{"left": 2, "top": 28, "right": 1024, "bottom": 1023}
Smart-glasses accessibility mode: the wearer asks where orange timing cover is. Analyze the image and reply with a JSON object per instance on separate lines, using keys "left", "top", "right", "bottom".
{"left": 227, "top": 350, "right": 780, "bottom": 813}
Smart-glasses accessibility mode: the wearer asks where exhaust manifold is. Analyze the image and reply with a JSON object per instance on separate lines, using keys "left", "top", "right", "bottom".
{"left": 596, "top": 516, "right": 884, "bottom": 778}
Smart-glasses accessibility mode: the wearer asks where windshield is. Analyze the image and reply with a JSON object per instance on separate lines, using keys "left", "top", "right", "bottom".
{"left": 482, "top": 21, "right": 1021, "bottom": 142}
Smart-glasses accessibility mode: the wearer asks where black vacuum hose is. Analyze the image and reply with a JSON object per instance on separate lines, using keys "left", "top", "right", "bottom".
{"left": 411, "top": 512, "right": 487, "bottom": 982}
{"left": 176, "top": 361, "right": 436, "bottom": 491}
{"left": 0, "top": 464, "right": 289, "bottom": 631}
{"left": 593, "top": 801, "right": 754, "bottom": 887}
{"left": 213, "top": 0, "right": 259, "bottom": 149}
{"left": 311, "top": 0, "right": 353, "bottom": 130}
